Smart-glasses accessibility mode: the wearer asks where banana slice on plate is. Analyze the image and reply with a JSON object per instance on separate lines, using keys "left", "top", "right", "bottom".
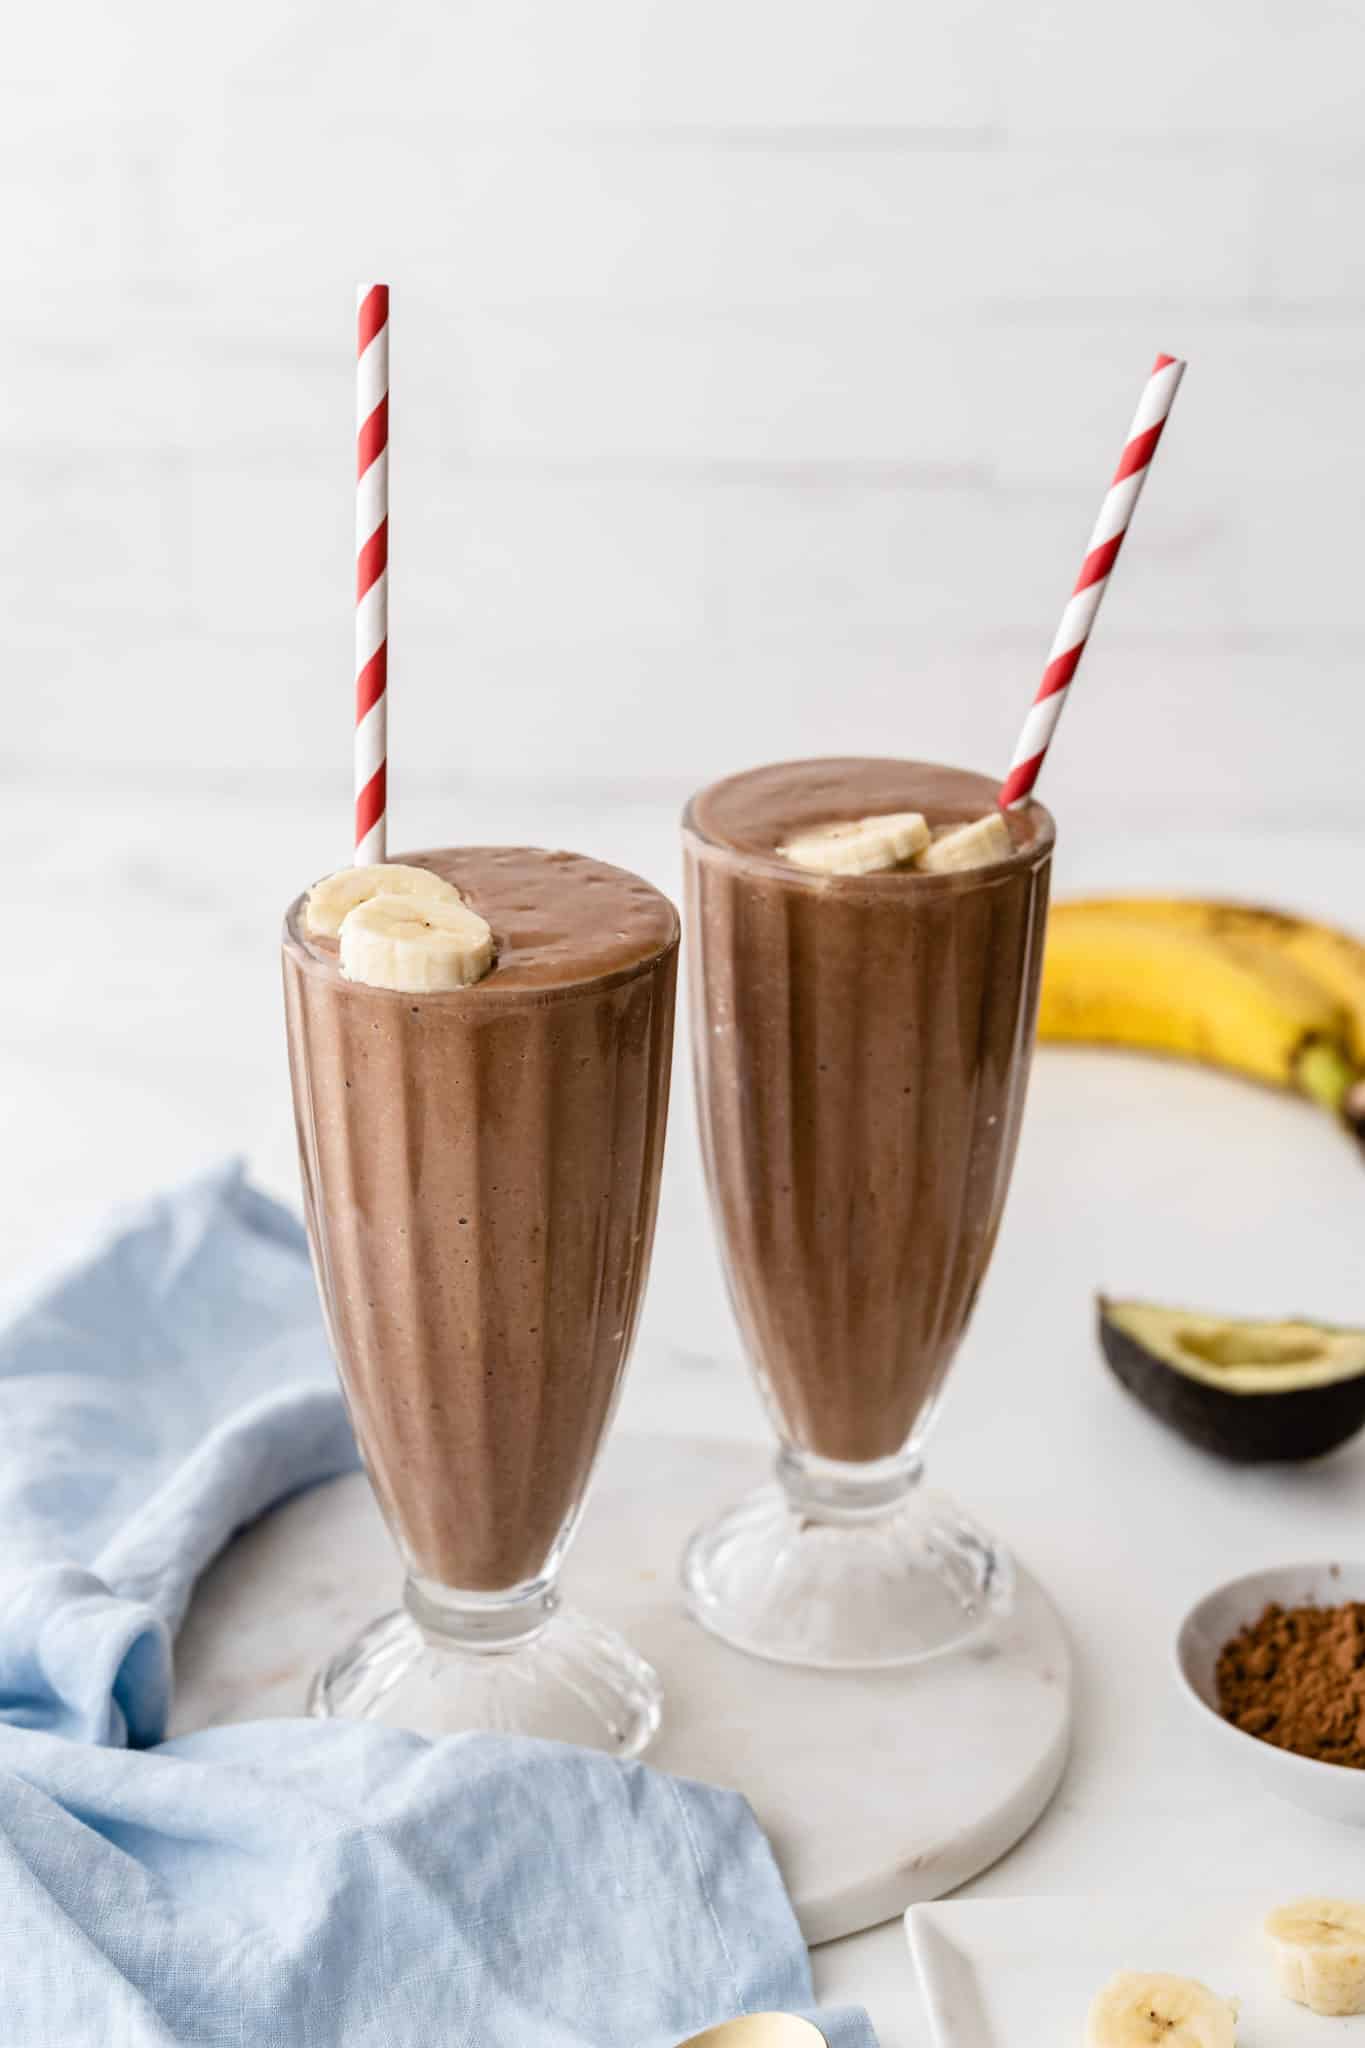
{"left": 779, "top": 812, "right": 928, "bottom": 876}
{"left": 305, "top": 862, "right": 463, "bottom": 938}
{"left": 916, "top": 812, "right": 1013, "bottom": 873}
{"left": 340, "top": 891, "right": 496, "bottom": 992}
{"left": 1265, "top": 1899, "right": 1365, "bottom": 2016}
{"left": 1086, "top": 1972, "right": 1237, "bottom": 2048}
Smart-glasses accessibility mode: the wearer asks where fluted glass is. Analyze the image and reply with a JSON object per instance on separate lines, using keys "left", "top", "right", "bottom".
{"left": 282, "top": 848, "right": 677, "bottom": 1751}
{"left": 681, "top": 761, "right": 1053, "bottom": 1667}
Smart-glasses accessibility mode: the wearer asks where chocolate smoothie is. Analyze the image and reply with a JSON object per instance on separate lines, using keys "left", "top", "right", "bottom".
{"left": 684, "top": 759, "right": 1052, "bottom": 1464}
{"left": 282, "top": 847, "right": 677, "bottom": 1593}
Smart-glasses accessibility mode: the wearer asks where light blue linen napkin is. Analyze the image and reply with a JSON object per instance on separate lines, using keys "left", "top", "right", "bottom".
{"left": 0, "top": 1163, "right": 877, "bottom": 2047}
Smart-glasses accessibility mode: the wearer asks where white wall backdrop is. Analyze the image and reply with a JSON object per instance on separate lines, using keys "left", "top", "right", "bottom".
{"left": 6, "top": 0, "right": 1365, "bottom": 826}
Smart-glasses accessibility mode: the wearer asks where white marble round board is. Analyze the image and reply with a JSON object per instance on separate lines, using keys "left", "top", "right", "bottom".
{"left": 173, "top": 1435, "right": 1073, "bottom": 1942}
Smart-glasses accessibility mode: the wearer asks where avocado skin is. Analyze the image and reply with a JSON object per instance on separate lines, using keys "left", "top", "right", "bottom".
{"left": 1098, "top": 1309, "right": 1365, "bottom": 1463}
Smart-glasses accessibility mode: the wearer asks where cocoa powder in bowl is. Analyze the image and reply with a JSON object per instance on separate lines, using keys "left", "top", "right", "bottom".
{"left": 1216, "top": 1599, "right": 1365, "bottom": 1768}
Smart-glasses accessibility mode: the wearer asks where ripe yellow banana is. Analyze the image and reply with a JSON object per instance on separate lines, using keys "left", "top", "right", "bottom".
{"left": 1040, "top": 906, "right": 1358, "bottom": 1120}
{"left": 1051, "top": 897, "right": 1365, "bottom": 1059}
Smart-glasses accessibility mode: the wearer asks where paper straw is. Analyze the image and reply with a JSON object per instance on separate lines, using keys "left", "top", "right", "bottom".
{"left": 355, "top": 284, "right": 389, "bottom": 863}
{"left": 999, "top": 352, "right": 1186, "bottom": 811}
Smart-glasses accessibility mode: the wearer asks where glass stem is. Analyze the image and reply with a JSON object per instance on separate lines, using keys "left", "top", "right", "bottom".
{"left": 777, "top": 1444, "right": 923, "bottom": 1524}
{"left": 404, "top": 1572, "right": 559, "bottom": 1655}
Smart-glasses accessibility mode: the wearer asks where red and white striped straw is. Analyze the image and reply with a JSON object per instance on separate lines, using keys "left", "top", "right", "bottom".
{"left": 354, "top": 284, "right": 389, "bottom": 863}
{"left": 998, "top": 352, "right": 1186, "bottom": 811}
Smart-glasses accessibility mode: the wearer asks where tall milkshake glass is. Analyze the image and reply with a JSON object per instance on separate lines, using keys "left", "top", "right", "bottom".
{"left": 682, "top": 759, "right": 1052, "bottom": 1668}
{"left": 283, "top": 846, "right": 678, "bottom": 1755}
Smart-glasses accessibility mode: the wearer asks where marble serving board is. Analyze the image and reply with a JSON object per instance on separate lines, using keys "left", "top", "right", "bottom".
{"left": 173, "top": 1435, "right": 1072, "bottom": 1942}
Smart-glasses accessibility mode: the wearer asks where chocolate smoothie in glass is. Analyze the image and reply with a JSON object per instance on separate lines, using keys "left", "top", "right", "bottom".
{"left": 682, "top": 758, "right": 1052, "bottom": 1668}
{"left": 283, "top": 846, "right": 677, "bottom": 1754}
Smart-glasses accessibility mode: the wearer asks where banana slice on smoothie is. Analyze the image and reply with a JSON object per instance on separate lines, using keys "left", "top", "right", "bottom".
{"left": 305, "top": 861, "right": 464, "bottom": 938}
{"left": 916, "top": 812, "right": 1013, "bottom": 873}
{"left": 1086, "top": 1972, "right": 1238, "bottom": 2048}
{"left": 779, "top": 811, "right": 929, "bottom": 876}
{"left": 340, "top": 892, "right": 496, "bottom": 992}
{"left": 1265, "top": 1900, "right": 1365, "bottom": 2015}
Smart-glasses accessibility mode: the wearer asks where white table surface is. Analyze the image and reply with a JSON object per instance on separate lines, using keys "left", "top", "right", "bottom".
{"left": 7, "top": 783, "right": 1365, "bottom": 2047}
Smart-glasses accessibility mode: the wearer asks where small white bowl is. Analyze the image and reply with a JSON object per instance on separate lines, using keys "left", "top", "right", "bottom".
{"left": 1175, "top": 1560, "right": 1365, "bottom": 1826}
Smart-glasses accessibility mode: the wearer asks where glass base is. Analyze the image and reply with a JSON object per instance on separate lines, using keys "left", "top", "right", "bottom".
{"left": 309, "top": 1576, "right": 662, "bottom": 1758}
{"left": 681, "top": 1449, "right": 1014, "bottom": 1670}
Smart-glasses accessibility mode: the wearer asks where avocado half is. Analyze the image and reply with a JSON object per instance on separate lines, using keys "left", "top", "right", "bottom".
{"left": 1099, "top": 1297, "right": 1365, "bottom": 1463}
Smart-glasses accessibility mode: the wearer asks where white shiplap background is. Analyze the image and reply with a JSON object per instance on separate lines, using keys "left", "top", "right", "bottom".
{"left": 4, "top": 1, "right": 1365, "bottom": 1362}
{"left": 8, "top": 2, "right": 1365, "bottom": 817}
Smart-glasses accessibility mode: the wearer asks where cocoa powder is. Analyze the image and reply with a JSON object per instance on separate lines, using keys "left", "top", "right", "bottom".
{"left": 1216, "top": 1599, "right": 1365, "bottom": 1768}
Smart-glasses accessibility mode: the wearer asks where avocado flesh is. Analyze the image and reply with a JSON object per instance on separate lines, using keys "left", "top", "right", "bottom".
{"left": 1099, "top": 1297, "right": 1365, "bottom": 1462}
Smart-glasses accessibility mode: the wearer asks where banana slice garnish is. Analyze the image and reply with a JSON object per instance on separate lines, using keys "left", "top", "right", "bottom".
{"left": 915, "top": 812, "right": 1013, "bottom": 873}
{"left": 305, "top": 862, "right": 464, "bottom": 938}
{"left": 779, "top": 811, "right": 929, "bottom": 876}
{"left": 1265, "top": 1899, "right": 1365, "bottom": 2016}
{"left": 339, "top": 891, "right": 496, "bottom": 992}
{"left": 1086, "top": 1972, "right": 1237, "bottom": 2048}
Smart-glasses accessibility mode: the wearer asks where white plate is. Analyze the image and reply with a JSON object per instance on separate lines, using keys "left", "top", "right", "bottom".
{"left": 905, "top": 1896, "right": 1365, "bottom": 2048}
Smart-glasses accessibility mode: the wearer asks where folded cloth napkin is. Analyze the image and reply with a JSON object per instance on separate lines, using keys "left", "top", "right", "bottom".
{"left": 0, "top": 1163, "right": 877, "bottom": 2047}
